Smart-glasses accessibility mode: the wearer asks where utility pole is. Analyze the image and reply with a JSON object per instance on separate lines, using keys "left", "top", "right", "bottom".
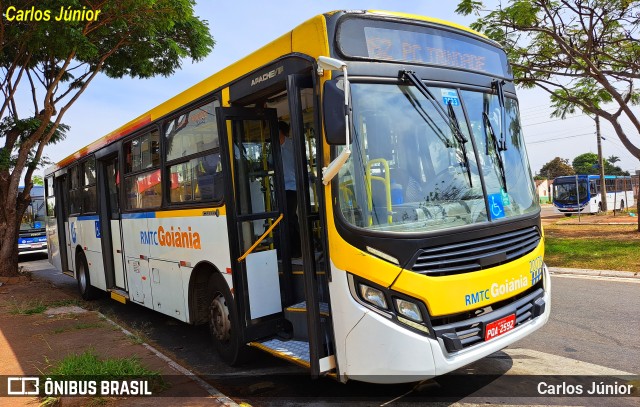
{"left": 596, "top": 116, "right": 607, "bottom": 212}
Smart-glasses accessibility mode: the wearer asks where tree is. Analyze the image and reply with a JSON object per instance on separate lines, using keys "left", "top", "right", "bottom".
{"left": 0, "top": 0, "right": 214, "bottom": 277}
{"left": 572, "top": 152, "right": 600, "bottom": 174}
{"left": 572, "top": 152, "right": 629, "bottom": 175}
{"left": 607, "top": 155, "right": 620, "bottom": 165}
{"left": 32, "top": 175, "right": 43, "bottom": 186}
{"left": 456, "top": 0, "right": 640, "bottom": 229}
{"left": 539, "top": 157, "right": 575, "bottom": 179}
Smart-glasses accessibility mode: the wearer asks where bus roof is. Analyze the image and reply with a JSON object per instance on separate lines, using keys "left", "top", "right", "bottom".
{"left": 48, "top": 10, "right": 492, "bottom": 174}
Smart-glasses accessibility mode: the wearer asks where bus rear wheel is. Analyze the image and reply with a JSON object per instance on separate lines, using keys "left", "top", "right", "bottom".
{"left": 208, "top": 273, "right": 249, "bottom": 366}
{"left": 76, "top": 252, "right": 98, "bottom": 300}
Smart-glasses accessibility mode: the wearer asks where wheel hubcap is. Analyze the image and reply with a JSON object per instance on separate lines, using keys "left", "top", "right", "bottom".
{"left": 210, "top": 293, "right": 231, "bottom": 342}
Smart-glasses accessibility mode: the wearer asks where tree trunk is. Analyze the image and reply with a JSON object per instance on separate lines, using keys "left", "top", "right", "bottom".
{"left": 0, "top": 211, "right": 20, "bottom": 277}
{"left": 0, "top": 177, "right": 31, "bottom": 277}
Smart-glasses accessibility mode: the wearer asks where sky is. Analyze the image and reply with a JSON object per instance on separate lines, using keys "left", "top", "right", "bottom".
{"left": 33, "top": 1, "right": 640, "bottom": 176}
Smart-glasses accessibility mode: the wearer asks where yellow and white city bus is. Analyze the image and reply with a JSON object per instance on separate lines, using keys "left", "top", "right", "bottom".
{"left": 45, "top": 10, "right": 549, "bottom": 383}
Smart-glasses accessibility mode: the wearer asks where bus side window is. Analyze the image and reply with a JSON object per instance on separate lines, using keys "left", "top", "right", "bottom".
{"left": 123, "top": 131, "right": 162, "bottom": 210}
{"left": 164, "top": 100, "right": 222, "bottom": 204}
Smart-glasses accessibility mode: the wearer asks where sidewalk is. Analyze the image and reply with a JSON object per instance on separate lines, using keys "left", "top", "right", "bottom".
{"left": 549, "top": 266, "right": 640, "bottom": 279}
{"left": 0, "top": 275, "right": 238, "bottom": 406}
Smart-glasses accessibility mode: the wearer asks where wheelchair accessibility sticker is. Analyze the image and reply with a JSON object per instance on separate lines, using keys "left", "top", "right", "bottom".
{"left": 488, "top": 193, "right": 505, "bottom": 220}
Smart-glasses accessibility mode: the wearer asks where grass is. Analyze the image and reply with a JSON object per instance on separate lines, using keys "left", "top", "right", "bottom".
{"left": 52, "top": 322, "right": 104, "bottom": 335}
{"left": 9, "top": 298, "right": 47, "bottom": 315}
{"left": 8, "top": 298, "right": 86, "bottom": 316}
{"left": 545, "top": 238, "right": 640, "bottom": 271}
{"left": 40, "top": 349, "right": 166, "bottom": 406}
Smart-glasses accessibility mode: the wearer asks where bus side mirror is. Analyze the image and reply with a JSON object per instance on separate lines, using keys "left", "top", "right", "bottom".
{"left": 322, "top": 80, "right": 346, "bottom": 145}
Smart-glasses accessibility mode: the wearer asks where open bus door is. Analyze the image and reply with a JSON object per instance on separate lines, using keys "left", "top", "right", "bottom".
{"left": 216, "top": 72, "right": 335, "bottom": 376}
{"left": 97, "top": 153, "right": 128, "bottom": 296}
{"left": 286, "top": 73, "right": 335, "bottom": 377}
{"left": 216, "top": 107, "right": 293, "bottom": 349}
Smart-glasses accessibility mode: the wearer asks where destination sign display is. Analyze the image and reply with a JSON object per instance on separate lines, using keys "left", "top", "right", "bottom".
{"left": 338, "top": 18, "right": 510, "bottom": 77}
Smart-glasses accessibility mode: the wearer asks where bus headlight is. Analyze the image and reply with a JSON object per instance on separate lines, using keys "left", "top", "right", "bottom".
{"left": 359, "top": 284, "right": 388, "bottom": 309}
{"left": 395, "top": 298, "right": 423, "bottom": 322}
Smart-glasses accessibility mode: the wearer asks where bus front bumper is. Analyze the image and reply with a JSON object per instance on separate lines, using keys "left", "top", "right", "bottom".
{"left": 331, "top": 264, "right": 551, "bottom": 384}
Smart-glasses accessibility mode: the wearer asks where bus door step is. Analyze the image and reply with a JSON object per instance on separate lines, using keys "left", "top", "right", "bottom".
{"left": 108, "top": 288, "right": 129, "bottom": 304}
{"left": 249, "top": 338, "right": 310, "bottom": 368}
{"left": 284, "top": 301, "right": 330, "bottom": 341}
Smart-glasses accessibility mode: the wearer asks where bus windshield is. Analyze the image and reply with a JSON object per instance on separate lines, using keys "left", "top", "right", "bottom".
{"left": 554, "top": 180, "right": 588, "bottom": 204}
{"left": 336, "top": 82, "right": 538, "bottom": 233}
{"left": 20, "top": 197, "right": 46, "bottom": 231}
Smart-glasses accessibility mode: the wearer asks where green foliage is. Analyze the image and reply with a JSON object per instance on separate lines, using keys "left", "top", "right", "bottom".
{"left": 0, "top": 117, "right": 68, "bottom": 172}
{"left": 32, "top": 175, "right": 44, "bottom": 186}
{"left": 455, "top": 0, "right": 640, "bottom": 160}
{"left": 47, "top": 348, "right": 164, "bottom": 379}
{"left": 0, "top": 0, "right": 215, "bottom": 277}
{"left": 539, "top": 157, "right": 575, "bottom": 179}
{"left": 572, "top": 152, "right": 629, "bottom": 175}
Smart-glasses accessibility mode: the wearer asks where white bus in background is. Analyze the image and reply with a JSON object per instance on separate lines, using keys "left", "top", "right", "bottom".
{"left": 553, "top": 175, "right": 635, "bottom": 215}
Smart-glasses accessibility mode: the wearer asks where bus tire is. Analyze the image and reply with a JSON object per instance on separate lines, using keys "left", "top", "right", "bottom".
{"left": 76, "top": 252, "right": 98, "bottom": 300}
{"left": 597, "top": 203, "right": 603, "bottom": 214}
{"left": 208, "top": 273, "right": 249, "bottom": 366}
{"left": 564, "top": 213, "right": 572, "bottom": 217}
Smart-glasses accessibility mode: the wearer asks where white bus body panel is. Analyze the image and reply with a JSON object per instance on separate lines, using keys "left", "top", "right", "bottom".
{"left": 329, "top": 262, "right": 551, "bottom": 383}
{"left": 245, "top": 249, "right": 281, "bottom": 319}
{"left": 119, "top": 212, "right": 232, "bottom": 324}
{"left": 47, "top": 217, "right": 62, "bottom": 272}
{"left": 64, "top": 220, "right": 75, "bottom": 273}
{"left": 111, "top": 220, "right": 126, "bottom": 289}
{"left": 75, "top": 217, "right": 106, "bottom": 291}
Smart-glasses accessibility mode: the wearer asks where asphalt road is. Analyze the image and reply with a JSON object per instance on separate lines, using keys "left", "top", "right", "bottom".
{"left": 19, "top": 254, "right": 640, "bottom": 405}
{"left": 515, "top": 274, "right": 640, "bottom": 374}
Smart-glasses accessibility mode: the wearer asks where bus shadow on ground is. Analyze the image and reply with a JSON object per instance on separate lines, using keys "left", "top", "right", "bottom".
{"left": 207, "top": 351, "right": 514, "bottom": 405}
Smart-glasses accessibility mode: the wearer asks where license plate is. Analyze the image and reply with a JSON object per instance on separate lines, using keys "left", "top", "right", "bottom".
{"left": 485, "top": 314, "right": 516, "bottom": 341}
{"left": 30, "top": 244, "right": 42, "bottom": 249}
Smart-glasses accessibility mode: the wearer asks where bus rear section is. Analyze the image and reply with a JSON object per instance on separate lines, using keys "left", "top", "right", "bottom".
{"left": 18, "top": 186, "right": 48, "bottom": 254}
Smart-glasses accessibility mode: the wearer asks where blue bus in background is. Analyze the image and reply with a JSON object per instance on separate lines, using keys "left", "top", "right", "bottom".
{"left": 18, "top": 185, "right": 48, "bottom": 254}
{"left": 552, "top": 175, "right": 636, "bottom": 216}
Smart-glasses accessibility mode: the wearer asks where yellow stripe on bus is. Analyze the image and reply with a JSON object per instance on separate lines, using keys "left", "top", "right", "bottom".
{"left": 154, "top": 206, "right": 226, "bottom": 218}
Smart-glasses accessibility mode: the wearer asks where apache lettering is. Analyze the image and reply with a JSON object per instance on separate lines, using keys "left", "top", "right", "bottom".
{"left": 251, "top": 66, "right": 284, "bottom": 86}
{"left": 140, "top": 226, "right": 201, "bottom": 249}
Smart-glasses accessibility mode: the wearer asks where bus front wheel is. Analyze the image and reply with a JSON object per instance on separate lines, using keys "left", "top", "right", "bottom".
{"left": 76, "top": 252, "right": 98, "bottom": 300}
{"left": 208, "top": 273, "right": 249, "bottom": 366}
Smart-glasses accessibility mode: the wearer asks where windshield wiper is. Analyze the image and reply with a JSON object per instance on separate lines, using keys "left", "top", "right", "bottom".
{"left": 399, "top": 88, "right": 453, "bottom": 149}
{"left": 492, "top": 79, "right": 508, "bottom": 151}
{"left": 400, "top": 70, "right": 472, "bottom": 185}
{"left": 447, "top": 102, "right": 472, "bottom": 187}
{"left": 401, "top": 71, "right": 463, "bottom": 138}
{"left": 483, "top": 112, "right": 508, "bottom": 192}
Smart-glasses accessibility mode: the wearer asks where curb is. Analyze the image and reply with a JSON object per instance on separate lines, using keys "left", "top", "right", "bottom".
{"left": 549, "top": 266, "right": 640, "bottom": 279}
{"left": 558, "top": 222, "right": 637, "bottom": 225}
{"left": 100, "top": 313, "right": 240, "bottom": 406}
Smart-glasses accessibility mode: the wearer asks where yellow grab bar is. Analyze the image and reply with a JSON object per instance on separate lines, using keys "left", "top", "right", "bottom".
{"left": 237, "top": 213, "right": 284, "bottom": 262}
